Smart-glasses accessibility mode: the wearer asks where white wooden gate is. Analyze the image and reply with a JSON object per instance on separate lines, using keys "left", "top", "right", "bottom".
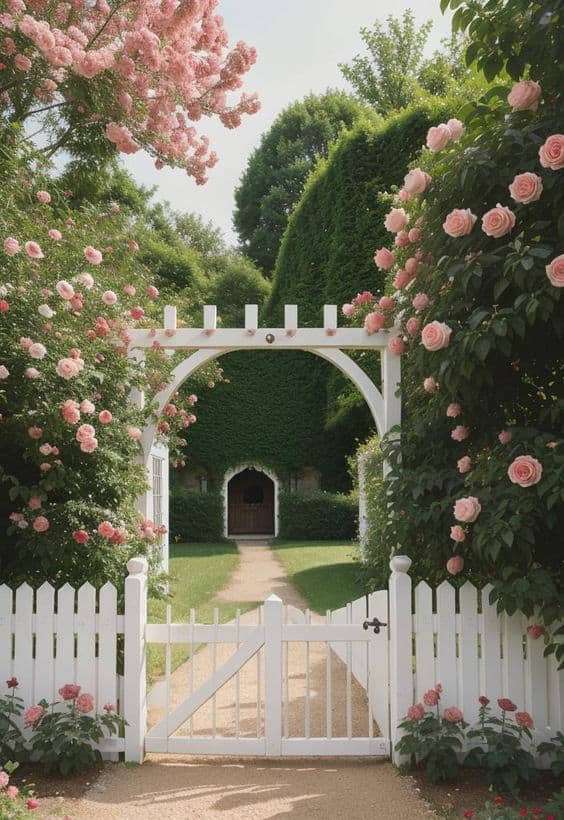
{"left": 145, "top": 593, "right": 390, "bottom": 756}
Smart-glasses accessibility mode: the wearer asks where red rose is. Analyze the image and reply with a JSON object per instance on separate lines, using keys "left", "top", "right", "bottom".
{"left": 497, "top": 698, "right": 517, "bottom": 712}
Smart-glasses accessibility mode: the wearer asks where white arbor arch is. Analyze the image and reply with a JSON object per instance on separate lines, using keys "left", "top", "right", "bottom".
{"left": 128, "top": 303, "right": 401, "bottom": 566}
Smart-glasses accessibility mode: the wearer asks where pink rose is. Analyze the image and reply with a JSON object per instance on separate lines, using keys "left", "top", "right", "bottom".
{"left": 130, "top": 306, "right": 144, "bottom": 320}
{"left": 56, "top": 357, "right": 79, "bottom": 380}
{"left": 378, "top": 295, "right": 395, "bottom": 310}
{"left": 443, "top": 706, "right": 464, "bottom": 723}
{"left": 507, "top": 455, "right": 542, "bottom": 487}
{"left": 56, "top": 280, "right": 74, "bottom": 300}
{"left": 454, "top": 496, "right": 481, "bottom": 523}
{"left": 23, "top": 705, "right": 44, "bottom": 726}
{"left": 443, "top": 208, "right": 477, "bottom": 237}
{"left": 457, "top": 456, "right": 472, "bottom": 473}
{"left": 364, "top": 311, "right": 386, "bottom": 334}
{"left": 408, "top": 227, "right": 421, "bottom": 244}
{"left": 25, "top": 241, "right": 44, "bottom": 259}
{"left": 123, "top": 284, "right": 136, "bottom": 296}
{"left": 423, "top": 688, "right": 439, "bottom": 707}
{"left": 102, "top": 290, "right": 117, "bottom": 306}
{"left": 526, "top": 624, "right": 545, "bottom": 640}
{"left": 129, "top": 240, "right": 140, "bottom": 252}
{"left": 6, "top": 784, "right": 19, "bottom": 798}
{"left": 73, "top": 529, "right": 89, "bottom": 544}
{"left": 28, "top": 342, "right": 46, "bottom": 360}
{"left": 80, "top": 436, "right": 98, "bottom": 453}
{"left": 395, "top": 230, "right": 410, "bottom": 247}
{"left": 447, "top": 555, "right": 465, "bottom": 574}
{"left": 450, "top": 525, "right": 466, "bottom": 543}
{"left": 393, "top": 269, "right": 414, "bottom": 289}
{"left": 515, "top": 711, "right": 534, "bottom": 729}
{"left": 498, "top": 430, "right": 513, "bottom": 444}
{"left": 3, "top": 236, "right": 20, "bottom": 255}
{"left": 426, "top": 123, "right": 451, "bottom": 152}
{"left": 482, "top": 204, "right": 516, "bottom": 238}
{"left": 28, "top": 426, "right": 42, "bottom": 439}
{"left": 36, "top": 190, "right": 51, "bottom": 203}
{"left": 80, "top": 399, "right": 95, "bottom": 414}
{"left": 404, "top": 256, "right": 419, "bottom": 275}
{"left": 507, "top": 80, "right": 541, "bottom": 112}
{"left": 509, "top": 172, "right": 543, "bottom": 204}
{"left": 77, "top": 271, "right": 94, "bottom": 289}
{"left": 103, "top": 702, "right": 116, "bottom": 712}
{"left": 407, "top": 703, "right": 425, "bottom": 721}
{"left": 446, "top": 403, "right": 462, "bottom": 418}
{"left": 451, "top": 425, "right": 469, "bottom": 442}
{"left": 342, "top": 303, "right": 355, "bottom": 317}
{"left": 388, "top": 336, "right": 406, "bottom": 356}
{"left": 412, "top": 293, "right": 430, "bottom": 311}
{"left": 28, "top": 496, "right": 42, "bottom": 510}
{"left": 84, "top": 245, "right": 103, "bottom": 264}
{"left": 0, "top": 364, "right": 10, "bottom": 379}
{"left": 421, "top": 321, "right": 452, "bottom": 351}
{"left": 76, "top": 692, "right": 94, "bottom": 713}
{"left": 33, "top": 515, "right": 49, "bottom": 532}
{"left": 59, "top": 683, "right": 81, "bottom": 700}
{"left": 27, "top": 797, "right": 39, "bottom": 810}
{"left": 539, "top": 134, "right": 564, "bottom": 170}
{"left": 423, "top": 377, "right": 438, "bottom": 393}
{"left": 98, "top": 520, "right": 115, "bottom": 538}
{"left": 406, "top": 317, "right": 420, "bottom": 337}
{"left": 374, "top": 247, "right": 395, "bottom": 270}
{"left": 403, "top": 167, "right": 430, "bottom": 196}
{"left": 76, "top": 423, "right": 95, "bottom": 442}
{"left": 384, "top": 207, "right": 408, "bottom": 233}
{"left": 48, "top": 228, "right": 62, "bottom": 240}
{"left": 0, "top": 771, "right": 8, "bottom": 788}
{"left": 98, "top": 410, "right": 112, "bottom": 424}
{"left": 546, "top": 254, "right": 564, "bottom": 287}
{"left": 127, "top": 426, "right": 142, "bottom": 440}
{"left": 398, "top": 188, "right": 409, "bottom": 201}
{"left": 446, "top": 119, "right": 464, "bottom": 140}
{"left": 498, "top": 698, "right": 517, "bottom": 712}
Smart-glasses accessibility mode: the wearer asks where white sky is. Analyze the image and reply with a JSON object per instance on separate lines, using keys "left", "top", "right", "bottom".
{"left": 122, "top": 0, "right": 453, "bottom": 246}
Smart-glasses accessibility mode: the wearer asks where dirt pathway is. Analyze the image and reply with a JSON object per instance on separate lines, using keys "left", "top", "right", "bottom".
{"left": 39, "top": 540, "right": 433, "bottom": 819}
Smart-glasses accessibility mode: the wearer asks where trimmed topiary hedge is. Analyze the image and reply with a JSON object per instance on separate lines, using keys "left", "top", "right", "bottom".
{"left": 278, "top": 491, "right": 358, "bottom": 540}
{"left": 170, "top": 488, "right": 224, "bottom": 543}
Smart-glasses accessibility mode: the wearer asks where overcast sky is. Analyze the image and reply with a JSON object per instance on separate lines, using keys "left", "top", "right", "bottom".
{"left": 122, "top": 0, "right": 453, "bottom": 246}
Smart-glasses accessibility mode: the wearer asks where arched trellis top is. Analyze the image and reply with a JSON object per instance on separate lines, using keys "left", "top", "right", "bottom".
{"left": 128, "top": 304, "right": 401, "bottom": 460}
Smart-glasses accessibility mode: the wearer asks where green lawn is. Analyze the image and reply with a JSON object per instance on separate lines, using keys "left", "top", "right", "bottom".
{"left": 147, "top": 542, "right": 257, "bottom": 679}
{"left": 270, "top": 539, "right": 363, "bottom": 613}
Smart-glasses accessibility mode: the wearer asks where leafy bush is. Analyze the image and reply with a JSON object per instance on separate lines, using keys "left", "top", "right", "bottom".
{"left": 0, "top": 762, "right": 39, "bottom": 816}
{"left": 26, "top": 684, "right": 125, "bottom": 776}
{"left": 538, "top": 731, "right": 564, "bottom": 777}
{"left": 278, "top": 491, "right": 357, "bottom": 540}
{"left": 170, "top": 489, "right": 224, "bottom": 543}
{"left": 0, "top": 680, "right": 26, "bottom": 766}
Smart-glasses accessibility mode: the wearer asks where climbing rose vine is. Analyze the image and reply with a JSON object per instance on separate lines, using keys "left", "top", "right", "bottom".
{"left": 0, "top": 0, "right": 259, "bottom": 182}
{"left": 345, "top": 0, "right": 564, "bottom": 658}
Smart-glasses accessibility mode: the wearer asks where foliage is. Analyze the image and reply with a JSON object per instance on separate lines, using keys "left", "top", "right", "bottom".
{"left": 0, "top": 681, "right": 26, "bottom": 766}
{"left": 339, "top": 11, "right": 472, "bottom": 116}
{"left": 210, "top": 255, "right": 271, "bottom": 326}
{"left": 538, "top": 732, "right": 564, "bottom": 777}
{"left": 169, "top": 488, "right": 224, "bottom": 544}
{"left": 466, "top": 700, "right": 537, "bottom": 792}
{"left": 461, "top": 794, "right": 559, "bottom": 818}
{"left": 0, "top": 0, "right": 259, "bottom": 179}
{"left": 270, "top": 540, "right": 362, "bottom": 613}
{"left": 28, "top": 688, "right": 124, "bottom": 776}
{"left": 278, "top": 491, "right": 357, "bottom": 540}
{"left": 233, "top": 91, "right": 376, "bottom": 274}
{"left": 0, "top": 761, "right": 39, "bottom": 817}
{"left": 348, "top": 437, "right": 388, "bottom": 590}
{"left": 355, "top": 0, "right": 564, "bottom": 640}
{"left": 396, "top": 684, "right": 466, "bottom": 782}
{"left": 0, "top": 146, "right": 217, "bottom": 590}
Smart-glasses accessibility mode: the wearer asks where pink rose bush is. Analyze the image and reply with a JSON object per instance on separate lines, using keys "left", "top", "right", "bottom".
{"left": 443, "top": 208, "right": 477, "bottom": 237}
{"left": 507, "top": 455, "right": 543, "bottom": 487}
{"left": 454, "top": 497, "right": 482, "bottom": 523}
{"left": 538, "top": 134, "right": 564, "bottom": 170}
{"left": 481, "top": 205, "right": 516, "bottom": 238}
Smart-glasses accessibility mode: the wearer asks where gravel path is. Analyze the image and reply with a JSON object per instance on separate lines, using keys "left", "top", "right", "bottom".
{"left": 40, "top": 540, "right": 433, "bottom": 819}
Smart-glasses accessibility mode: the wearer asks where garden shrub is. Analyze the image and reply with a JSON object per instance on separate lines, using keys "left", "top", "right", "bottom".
{"left": 170, "top": 488, "right": 224, "bottom": 543}
{"left": 278, "top": 490, "right": 358, "bottom": 540}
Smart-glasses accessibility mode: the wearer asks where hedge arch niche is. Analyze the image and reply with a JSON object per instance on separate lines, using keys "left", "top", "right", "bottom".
{"left": 223, "top": 464, "right": 279, "bottom": 538}
{"left": 128, "top": 303, "right": 401, "bottom": 566}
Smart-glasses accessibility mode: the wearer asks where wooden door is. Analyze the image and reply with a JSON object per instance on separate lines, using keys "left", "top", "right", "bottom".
{"left": 228, "top": 469, "right": 274, "bottom": 535}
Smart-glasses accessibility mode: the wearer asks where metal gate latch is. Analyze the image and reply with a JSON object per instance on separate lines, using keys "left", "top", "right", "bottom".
{"left": 362, "top": 617, "right": 387, "bottom": 634}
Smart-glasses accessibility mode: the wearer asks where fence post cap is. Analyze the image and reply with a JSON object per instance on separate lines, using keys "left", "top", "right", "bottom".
{"left": 127, "top": 556, "right": 148, "bottom": 575}
{"left": 390, "top": 555, "right": 412, "bottom": 574}
{"left": 265, "top": 593, "right": 282, "bottom": 603}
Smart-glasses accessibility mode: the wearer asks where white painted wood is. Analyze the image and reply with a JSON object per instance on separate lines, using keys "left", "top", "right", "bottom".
{"left": 326, "top": 609, "right": 332, "bottom": 739}
{"left": 146, "top": 737, "right": 266, "bottom": 755}
{"left": 146, "top": 622, "right": 258, "bottom": 643}
{"left": 264, "top": 595, "right": 283, "bottom": 755}
{"left": 323, "top": 304, "right": 337, "bottom": 332}
{"left": 35, "top": 583, "right": 55, "bottom": 705}
{"left": 0, "top": 585, "right": 12, "bottom": 687}
{"left": 77, "top": 583, "right": 96, "bottom": 697}
{"left": 14, "top": 584, "right": 33, "bottom": 707}
{"left": 414, "top": 582, "right": 434, "bottom": 700}
{"left": 370, "top": 590, "right": 390, "bottom": 744}
{"left": 459, "top": 583, "right": 480, "bottom": 724}
{"left": 98, "top": 583, "right": 118, "bottom": 711}
{"left": 284, "top": 304, "right": 298, "bottom": 330}
{"left": 124, "top": 557, "right": 148, "bottom": 763}
{"left": 346, "top": 602, "right": 353, "bottom": 738}
{"left": 203, "top": 304, "right": 217, "bottom": 332}
{"left": 305, "top": 608, "right": 311, "bottom": 738}
{"left": 389, "top": 568, "right": 413, "bottom": 763}
{"left": 244, "top": 304, "right": 258, "bottom": 332}
{"left": 164, "top": 305, "right": 177, "bottom": 329}
{"left": 548, "top": 655, "right": 564, "bottom": 735}
{"left": 503, "top": 613, "right": 526, "bottom": 708}
{"left": 212, "top": 607, "right": 218, "bottom": 737}
{"left": 235, "top": 608, "right": 241, "bottom": 738}
{"left": 54, "top": 584, "right": 75, "bottom": 698}
{"left": 284, "top": 624, "right": 373, "bottom": 642}
{"left": 436, "top": 582, "right": 457, "bottom": 710}
{"left": 481, "top": 584, "right": 502, "bottom": 702}
{"left": 525, "top": 628, "right": 548, "bottom": 732}
{"left": 281, "top": 738, "right": 389, "bottom": 756}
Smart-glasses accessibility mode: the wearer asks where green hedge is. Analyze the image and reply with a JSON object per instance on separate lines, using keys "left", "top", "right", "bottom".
{"left": 278, "top": 491, "right": 358, "bottom": 540}
{"left": 169, "top": 488, "right": 224, "bottom": 543}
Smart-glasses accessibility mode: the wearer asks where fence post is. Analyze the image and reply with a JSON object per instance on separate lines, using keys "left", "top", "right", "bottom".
{"left": 389, "top": 555, "right": 413, "bottom": 765}
{"left": 264, "top": 594, "right": 283, "bottom": 756}
{"left": 124, "top": 556, "right": 148, "bottom": 763}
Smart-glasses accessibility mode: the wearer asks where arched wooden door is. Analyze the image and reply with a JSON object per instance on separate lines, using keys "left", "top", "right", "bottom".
{"left": 228, "top": 469, "right": 274, "bottom": 535}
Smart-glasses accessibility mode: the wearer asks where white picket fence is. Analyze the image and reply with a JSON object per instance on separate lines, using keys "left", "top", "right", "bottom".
{"left": 1, "top": 556, "right": 563, "bottom": 764}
